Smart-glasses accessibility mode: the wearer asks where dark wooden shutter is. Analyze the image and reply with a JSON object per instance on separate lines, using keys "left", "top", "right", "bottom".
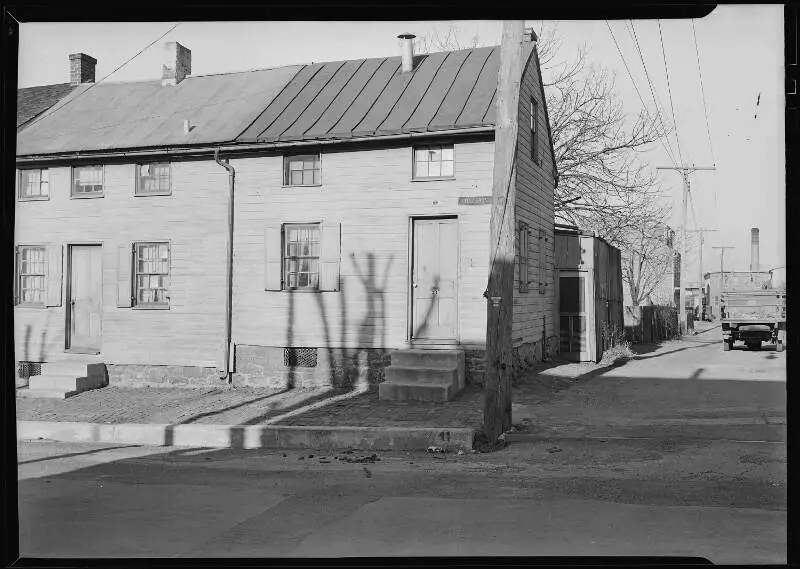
{"left": 519, "top": 223, "right": 529, "bottom": 293}
{"left": 538, "top": 228, "right": 546, "bottom": 294}
{"left": 45, "top": 243, "right": 63, "bottom": 307}
{"left": 319, "top": 223, "right": 341, "bottom": 292}
{"left": 117, "top": 243, "right": 133, "bottom": 307}
{"left": 264, "top": 225, "right": 283, "bottom": 291}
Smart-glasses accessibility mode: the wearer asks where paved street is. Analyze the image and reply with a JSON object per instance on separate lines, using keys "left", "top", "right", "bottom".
{"left": 16, "top": 335, "right": 786, "bottom": 562}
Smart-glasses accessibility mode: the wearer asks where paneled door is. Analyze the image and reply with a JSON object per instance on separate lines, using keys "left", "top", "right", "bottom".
{"left": 411, "top": 218, "right": 458, "bottom": 341}
{"left": 68, "top": 245, "right": 102, "bottom": 353}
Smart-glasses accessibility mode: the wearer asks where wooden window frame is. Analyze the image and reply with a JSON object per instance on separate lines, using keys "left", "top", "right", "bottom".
{"left": 530, "top": 98, "right": 540, "bottom": 165}
{"left": 17, "top": 168, "right": 50, "bottom": 201}
{"left": 132, "top": 241, "right": 171, "bottom": 309}
{"left": 15, "top": 244, "right": 47, "bottom": 307}
{"left": 71, "top": 165, "right": 105, "bottom": 198}
{"left": 135, "top": 162, "right": 172, "bottom": 196}
{"left": 282, "top": 223, "right": 322, "bottom": 291}
{"left": 412, "top": 144, "right": 456, "bottom": 181}
{"left": 283, "top": 154, "right": 322, "bottom": 187}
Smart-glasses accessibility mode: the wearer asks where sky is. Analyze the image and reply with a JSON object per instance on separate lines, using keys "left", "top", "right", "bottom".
{"left": 17, "top": 6, "right": 785, "bottom": 282}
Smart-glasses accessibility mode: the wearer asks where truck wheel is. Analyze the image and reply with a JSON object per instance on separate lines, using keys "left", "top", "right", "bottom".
{"left": 777, "top": 341, "right": 785, "bottom": 353}
{"left": 723, "top": 340, "right": 731, "bottom": 351}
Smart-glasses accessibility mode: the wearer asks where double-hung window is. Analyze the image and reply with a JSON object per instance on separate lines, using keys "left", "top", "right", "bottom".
{"left": 15, "top": 246, "right": 46, "bottom": 305}
{"left": 284, "top": 154, "right": 321, "bottom": 186}
{"left": 413, "top": 144, "right": 454, "bottom": 179}
{"left": 72, "top": 165, "right": 104, "bottom": 197}
{"left": 134, "top": 242, "right": 170, "bottom": 306}
{"left": 136, "top": 163, "right": 171, "bottom": 195}
{"left": 18, "top": 169, "right": 49, "bottom": 200}
{"left": 283, "top": 223, "right": 321, "bottom": 290}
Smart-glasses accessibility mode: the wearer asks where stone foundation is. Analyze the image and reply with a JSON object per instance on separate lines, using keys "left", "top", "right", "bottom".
{"left": 106, "top": 364, "right": 225, "bottom": 387}
{"left": 232, "top": 345, "right": 391, "bottom": 390}
{"left": 465, "top": 336, "right": 560, "bottom": 386}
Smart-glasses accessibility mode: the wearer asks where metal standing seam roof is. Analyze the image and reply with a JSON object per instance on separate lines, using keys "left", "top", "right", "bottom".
{"left": 236, "top": 44, "right": 524, "bottom": 143}
{"left": 15, "top": 65, "right": 302, "bottom": 156}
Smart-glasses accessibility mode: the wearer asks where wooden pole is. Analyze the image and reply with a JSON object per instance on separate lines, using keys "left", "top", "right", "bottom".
{"left": 483, "top": 20, "right": 524, "bottom": 443}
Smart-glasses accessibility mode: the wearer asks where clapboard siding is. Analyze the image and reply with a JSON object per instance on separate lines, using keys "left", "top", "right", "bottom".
{"left": 14, "top": 160, "right": 229, "bottom": 367}
{"left": 231, "top": 141, "right": 495, "bottom": 350}
{"left": 512, "top": 48, "right": 557, "bottom": 347}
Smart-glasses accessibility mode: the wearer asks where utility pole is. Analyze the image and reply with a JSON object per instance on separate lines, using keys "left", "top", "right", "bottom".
{"left": 687, "top": 228, "right": 719, "bottom": 287}
{"left": 712, "top": 246, "right": 735, "bottom": 286}
{"left": 656, "top": 165, "right": 716, "bottom": 335}
{"left": 484, "top": 20, "right": 524, "bottom": 443}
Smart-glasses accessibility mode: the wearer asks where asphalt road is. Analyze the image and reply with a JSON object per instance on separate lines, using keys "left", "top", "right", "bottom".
{"left": 16, "top": 335, "right": 786, "bottom": 562}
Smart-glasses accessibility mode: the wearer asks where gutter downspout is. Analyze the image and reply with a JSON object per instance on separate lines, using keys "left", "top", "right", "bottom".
{"left": 214, "top": 147, "right": 235, "bottom": 383}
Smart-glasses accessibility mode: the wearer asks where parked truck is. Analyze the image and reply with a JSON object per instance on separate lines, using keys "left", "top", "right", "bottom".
{"left": 720, "top": 289, "right": 786, "bottom": 352}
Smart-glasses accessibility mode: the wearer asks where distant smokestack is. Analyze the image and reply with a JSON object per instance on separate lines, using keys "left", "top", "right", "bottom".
{"left": 750, "top": 228, "right": 760, "bottom": 272}
{"left": 398, "top": 33, "right": 416, "bottom": 73}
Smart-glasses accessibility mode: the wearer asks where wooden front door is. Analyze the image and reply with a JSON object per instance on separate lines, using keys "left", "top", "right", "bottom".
{"left": 411, "top": 218, "right": 458, "bottom": 341}
{"left": 68, "top": 245, "right": 102, "bottom": 353}
{"left": 558, "top": 272, "right": 588, "bottom": 361}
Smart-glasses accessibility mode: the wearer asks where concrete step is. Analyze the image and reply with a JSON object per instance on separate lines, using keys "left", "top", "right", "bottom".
{"left": 16, "top": 388, "right": 79, "bottom": 399}
{"left": 28, "top": 374, "right": 104, "bottom": 392}
{"left": 385, "top": 365, "right": 458, "bottom": 385}
{"left": 391, "top": 349, "right": 464, "bottom": 368}
{"left": 378, "top": 381, "right": 456, "bottom": 402}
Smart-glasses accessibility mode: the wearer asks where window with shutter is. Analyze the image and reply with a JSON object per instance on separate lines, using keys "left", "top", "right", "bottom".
{"left": 134, "top": 242, "right": 170, "bottom": 307}
{"left": 518, "top": 223, "right": 529, "bottom": 293}
{"left": 116, "top": 244, "right": 133, "bottom": 308}
{"left": 15, "top": 245, "right": 47, "bottom": 306}
{"left": 538, "top": 228, "right": 546, "bottom": 294}
{"left": 530, "top": 98, "right": 539, "bottom": 165}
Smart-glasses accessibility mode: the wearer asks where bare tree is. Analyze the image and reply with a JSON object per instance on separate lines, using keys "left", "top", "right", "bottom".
{"left": 417, "top": 22, "right": 675, "bottom": 306}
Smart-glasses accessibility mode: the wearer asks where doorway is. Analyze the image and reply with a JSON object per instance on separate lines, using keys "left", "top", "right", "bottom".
{"left": 67, "top": 244, "right": 102, "bottom": 353}
{"left": 410, "top": 217, "right": 458, "bottom": 342}
{"left": 558, "top": 271, "right": 588, "bottom": 361}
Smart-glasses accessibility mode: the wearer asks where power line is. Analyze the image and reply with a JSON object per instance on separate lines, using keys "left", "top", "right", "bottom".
{"left": 626, "top": 20, "right": 680, "bottom": 167}
{"left": 691, "top": 19, "right": 716, "bottom": 168}
{"left": 23, "top": 23, "right": 181, "bottom": 131}
{"left": 605, "top": 20, "right": 678, "bottom": 168}
{"left": 657, "top": 19, "right": 684, "bottom": 166}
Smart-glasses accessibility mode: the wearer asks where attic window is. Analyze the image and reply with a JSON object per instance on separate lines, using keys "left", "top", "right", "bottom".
{"left": 413, "top": 144, "right": 454, "bottom": 180}
{"left": 136, "top": 163, "right": 171, "bottom": 195}
{"left": 18, "top": 169, "right": 49, "bottom": 201}
{"left": 72, "top": 165, "right": 104, "bottom": 198}
{"left": 284, "top": 154, "right": 321, "bottom": 187}
{"left": 530, "top": 98, "right": 540, "bottom": 165}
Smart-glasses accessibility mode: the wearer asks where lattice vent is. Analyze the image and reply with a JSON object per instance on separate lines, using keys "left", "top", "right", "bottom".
{"left": 283, "top": 347, "right": 318, "bottom": 368}
{"left": 17, "top": 361, "right": 42, "bottom": 379}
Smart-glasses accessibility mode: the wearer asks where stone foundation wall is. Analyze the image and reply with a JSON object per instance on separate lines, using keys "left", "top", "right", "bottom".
{"left": 465, "top": 336, "right": 560, "bottom": 386}
{"left": 107, "top": 364, "right": 224, "bottom": 387}
{"left": 232, "top": 345, "right": 391, "bottom": 390}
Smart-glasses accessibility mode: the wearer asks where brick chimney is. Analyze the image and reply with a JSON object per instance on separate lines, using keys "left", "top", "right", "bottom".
{"left": 69, "top": 53, "right": 97, "bottom": 85}
{"left": 750, "top": 227, "right": 760, "bottom": 272}
{"left": 162, "top": 42, "right": 191, "bottom": 86}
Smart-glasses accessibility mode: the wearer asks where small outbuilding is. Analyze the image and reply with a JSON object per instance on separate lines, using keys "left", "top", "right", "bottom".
{"left": 554, "top": 226, "right": 624, "bottom": 363}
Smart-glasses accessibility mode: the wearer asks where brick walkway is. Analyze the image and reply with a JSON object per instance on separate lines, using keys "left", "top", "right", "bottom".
{"left": 16, "top": 359, "right": 619, "bottom": 429}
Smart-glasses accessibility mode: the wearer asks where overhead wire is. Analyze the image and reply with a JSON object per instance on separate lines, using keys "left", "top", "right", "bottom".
{"left": 691, "top": 19, "right": 716, "bottom": 168}
{"left": 657, "top": 19, "right": 684, "bottom": 166}
{"left": 626, "top": 20, "right": 680, "bottom": 168}
{"left": 22, "top": 23, "right": 181, "bottom": 131}
{"left": 605, "top": 20, "right": 679, "bottom": 168}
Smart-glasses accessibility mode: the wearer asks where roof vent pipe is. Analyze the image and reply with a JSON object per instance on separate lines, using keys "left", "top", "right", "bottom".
{"left": 183, "top": 119, "right": 191, "bottom": 135}
{"left": 398, "top": 33, "right": 416, "bottom": 73}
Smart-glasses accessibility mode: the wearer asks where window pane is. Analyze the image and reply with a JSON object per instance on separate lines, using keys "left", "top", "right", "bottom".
{"left": 441, "top": 147, "right": 454, "bottom": 161}
{"left": 291, "top": 171, "right": 303, "bottom": 185}
{"left": 428, "top": 161, "right": 441, "bottom": 177}
{"left": 302, "top": 170, "right": 314, "bottom": 185}
{"left": 313, "top": 169, "right": 320, "bottom": 185}
{"left": 289, "top": 160, "right": 304, "bottom": 171}
{"left": 415, "top": 161, "right": 429, "bottom": 178}
{"left": 429, "top": 148, "right": 441, "bottom": 162}
{"left": 441, "top": 160, "right": 454, "bottom": 177}
{"left": 415, "top": 148, "right": 429, "bottom": 162}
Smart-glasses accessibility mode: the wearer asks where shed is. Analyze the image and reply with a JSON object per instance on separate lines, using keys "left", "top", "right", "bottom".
{"left": 554, "top": 226, "right": 624, "bottom": 362}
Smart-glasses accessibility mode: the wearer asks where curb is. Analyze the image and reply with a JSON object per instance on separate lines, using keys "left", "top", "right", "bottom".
{"left": 16, "top": 421, "right": 476, "bottom": 452}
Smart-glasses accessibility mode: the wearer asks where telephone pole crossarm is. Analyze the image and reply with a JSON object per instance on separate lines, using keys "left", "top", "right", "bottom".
{"left": 655, "top": 165, "right": 716, "bottom": 335}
